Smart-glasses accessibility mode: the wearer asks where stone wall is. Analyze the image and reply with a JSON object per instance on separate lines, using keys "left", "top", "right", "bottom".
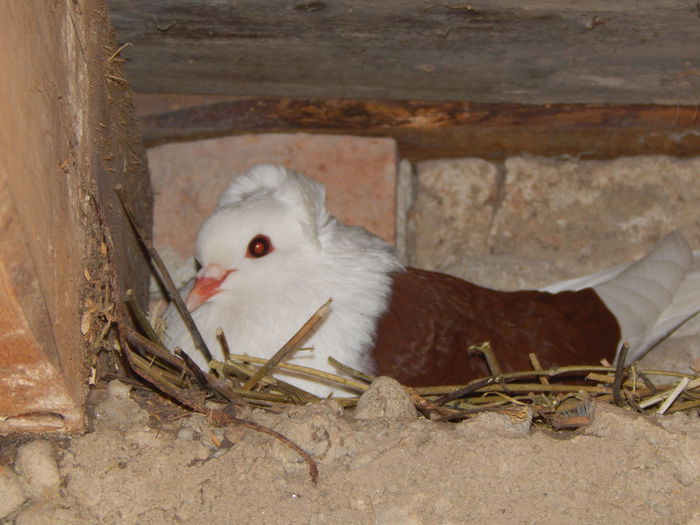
{"left": 410, "top": 156, "right": 700, "bottom": 289}
{"left": 408, "top": 155, "right": 700, "bottom": 370}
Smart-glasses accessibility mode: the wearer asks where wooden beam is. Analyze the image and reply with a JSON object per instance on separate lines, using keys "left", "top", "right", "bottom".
{"left": 134, "top": 95, "right": 700, "bottom": 161}
{"left": 108, "top": 1, "right": 699, "bottom": 105}
{"left": 0, "top": 0, "right": 151, "bottom": 433}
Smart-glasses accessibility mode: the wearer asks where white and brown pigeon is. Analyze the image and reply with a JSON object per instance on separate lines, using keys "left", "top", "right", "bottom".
{"left": 165, "top": 164, "right": 700, "bottom": 397}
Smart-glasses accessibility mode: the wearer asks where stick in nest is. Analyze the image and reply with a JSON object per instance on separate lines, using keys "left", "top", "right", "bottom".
{"left": 241, "top": 298, "right": 332, "bottom": 391}
{"left": 612, "top": 342, "right": 630, "bottom": 407}
{"left": 115, "top": 184, "right": 213, "bottom": 364}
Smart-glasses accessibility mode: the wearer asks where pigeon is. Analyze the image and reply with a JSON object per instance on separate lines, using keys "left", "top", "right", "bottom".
{"left": 165, "top": 164, "right": 700, "bottom": 397}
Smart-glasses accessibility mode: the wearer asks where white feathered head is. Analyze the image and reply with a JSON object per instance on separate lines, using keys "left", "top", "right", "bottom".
{"left": 218, "top": 164, "right": 330, "bottom": 241}
{"left": 165, "top": 164, "right": 402, "bottom": 395}
{"left": 190, "top": 165, "right": 331, "bottom": 301}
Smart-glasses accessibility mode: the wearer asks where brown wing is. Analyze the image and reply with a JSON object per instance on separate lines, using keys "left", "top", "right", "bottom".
{"left": 371, "top": 268, "right": 620, "bottom": 386}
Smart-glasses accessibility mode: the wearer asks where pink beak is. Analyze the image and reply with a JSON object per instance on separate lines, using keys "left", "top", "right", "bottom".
{"left": 185, "top": 264, "right": 235, "bottom": 311}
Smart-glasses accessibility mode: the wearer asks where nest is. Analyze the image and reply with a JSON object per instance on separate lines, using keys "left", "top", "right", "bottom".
{"left": 107, "top": 187, "right": 700, "bottom": 484}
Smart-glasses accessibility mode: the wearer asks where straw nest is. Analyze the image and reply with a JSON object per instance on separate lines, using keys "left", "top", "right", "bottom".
{"left": 106, "top": 187, "right": 700, "bottom": 484}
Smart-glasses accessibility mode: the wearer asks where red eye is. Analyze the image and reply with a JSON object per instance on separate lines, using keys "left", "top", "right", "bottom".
{"left": 246, "top": 234, "right": 273, "bottom": 258}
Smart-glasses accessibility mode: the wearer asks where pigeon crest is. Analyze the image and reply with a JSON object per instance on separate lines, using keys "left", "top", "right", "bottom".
{"left": 165, "top": 164, "right": 403, "bottom": 395}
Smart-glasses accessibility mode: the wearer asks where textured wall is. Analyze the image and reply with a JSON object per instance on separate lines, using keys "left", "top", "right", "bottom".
{"left": 411, "top": 156, "right": 700, "bottom": 289}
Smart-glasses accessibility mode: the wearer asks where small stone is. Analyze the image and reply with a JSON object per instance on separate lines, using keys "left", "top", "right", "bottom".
{"left": 266, "top": 401, "right": 351, "bottom": 463}
{"left": 92, "top": 385, "right": 149, "bottom": 432}
{"left": 0, "top": 469, "right": 27, "bottom": 519}
{"left": 348, "top": 449, "right": 382, "bottom": 470}
{"left": 354, "top": 376, "right": 417, "bottom": 421}
{"left": 177, "top": 427, "right": 195, "bottom": 441}
{"left": 106, "top": 379, "right": 133, "bottom": 400}
{"left": 15, "top": 440, "right": 61, "bottom": 500}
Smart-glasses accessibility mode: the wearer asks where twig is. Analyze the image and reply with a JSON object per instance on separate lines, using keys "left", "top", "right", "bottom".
{"left": 175, "top": 348, "right": 213, "bottom": 391}
{"left": 328, "top": 357, "right": 375, "bottom": 383}
{"left": 124, "top": 328, "right": 245, "bottom": 406}
{"left": 639, "top": 376, "right": 700, "bottom": 410}
{"left": 220, "top": 356, "right": 372, "bottom": 392}
{"left": 624, "top": 390, "right": 645, "bottom": 413}
{"left": 636, "top": 368, "right": 658, "bottom": 395}
{"left": 468, "top": 341, "right": 502, "bottom": 376}
{"left": 213, "top": 360, "right": 323, "bottom": 403}
{"left": 457, "top": 383, "right": 612, "bottom": 395}
{"left": 657, "top": 377, "right": 691, "bottom": 415}
{"left": 403, "top": 386, "right": 458, "bottom": 419}
{"left": 241, "top": 299, "right": 332, "bottom": 391}
{"left": 435, "top": 376, "right": 501, "bottom": 405}
{"left": 612, "top": 343, "right": 630, "bottom": 406}
{"left": 667, "top": 399, "right": 700, "bottom": 413}
{"left": 528, "top": 353, "right": 550, "bottom": 385}
{"left": 125, "top": 289, "right": 162, "bottom": 345}
{"left": 585, "top": 372, "right": 653, "bottom": 394}
{"left": 174, "top": 348, "right": 250, "bottom": 406}
{"left": 125, "top": 348, "right": 189, "bottom": 388}
{"left": 122, "top": 325, "right": 185, "bottom": 370}
{"left": 434, "top": 404, "right": 529, "bottom": 423}
{"left": 114, "top": 184, "right": 213, "bottom": 363}
{"left": 107, "top": 42, "right": 132, "bottom": 63}
{"left": 216, "top": 328, "right": 232, "bottom": 362}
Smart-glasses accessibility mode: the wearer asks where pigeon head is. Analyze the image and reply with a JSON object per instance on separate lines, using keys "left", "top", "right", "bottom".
{"left": 186, "top": 164, "right": 329, "bottom": 311}
{"left": 165, "top": 163, "right": 402, "bottom": 394}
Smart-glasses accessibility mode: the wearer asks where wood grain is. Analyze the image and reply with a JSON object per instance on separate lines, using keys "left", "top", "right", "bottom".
{"left": 0, "top": 0, "right": 151, "bottom": 433}
{"left": 135, "top": 95, "right": 700, "bottom": 161}
{"left": 108, "top": 0, "right": 700, "bottom": 105}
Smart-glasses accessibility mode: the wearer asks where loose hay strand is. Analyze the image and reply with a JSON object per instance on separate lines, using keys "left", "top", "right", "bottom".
{"left": 241, "top": 298, "right": 332, "bottom": 391}
{"left": 115, "top": 184, "right": 213, "bottom": 363}
{"left": 612, "top": 342, "right": 630, "bottom": 406}
{"left": 221, "top": 355, "right": 371, "bottom": 393}
{"left": 126, "top": 289, "right": 162, "bottom": 345}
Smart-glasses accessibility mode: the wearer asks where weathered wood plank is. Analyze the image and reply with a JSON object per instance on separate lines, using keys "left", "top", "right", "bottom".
{"left": 134, "top": 95, "right": 700, "bottom": 161}
{"left": 0, "top": 0, "right": 151, "bottom": 434}
{"left": 108, "top": 0, "right": 699, "bottom": 104}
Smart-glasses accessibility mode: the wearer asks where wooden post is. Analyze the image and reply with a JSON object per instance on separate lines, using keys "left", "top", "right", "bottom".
{"left": 0, "top": 0, "right": 151, "bottom": 434}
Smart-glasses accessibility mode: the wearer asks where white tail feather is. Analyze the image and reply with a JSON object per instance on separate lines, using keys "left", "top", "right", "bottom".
{"left": 542, "top": 232, "right": 700, "bottom": 364}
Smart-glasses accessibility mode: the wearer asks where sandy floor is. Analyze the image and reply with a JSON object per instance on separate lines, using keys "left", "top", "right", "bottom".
{"left": 1, "top": 374, "right": 699, "bottom": 525}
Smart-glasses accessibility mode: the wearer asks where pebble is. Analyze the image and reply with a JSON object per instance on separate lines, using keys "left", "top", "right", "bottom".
{"left": 177, "top": 427, "right": 195, "bottom": 441}
{"left": 0, "top": 469, "right": 27, "bottom": 519}
{"left": 106, "top": 379, "right": 133, "bottom": 400}
{"left": 354, "top": 376, "right": 417, "bottom": 421}
{"left": 14, "top": 440, "right": 61, "bottom": 500}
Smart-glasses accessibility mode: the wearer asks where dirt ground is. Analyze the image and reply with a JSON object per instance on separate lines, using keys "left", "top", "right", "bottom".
{"left": 1, "top": 373, "right": 699, "bottom": 525}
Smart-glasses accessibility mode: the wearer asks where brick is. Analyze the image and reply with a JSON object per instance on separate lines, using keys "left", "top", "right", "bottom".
{"left": 148, "top": 133, "right": 398, "bottom": 259}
